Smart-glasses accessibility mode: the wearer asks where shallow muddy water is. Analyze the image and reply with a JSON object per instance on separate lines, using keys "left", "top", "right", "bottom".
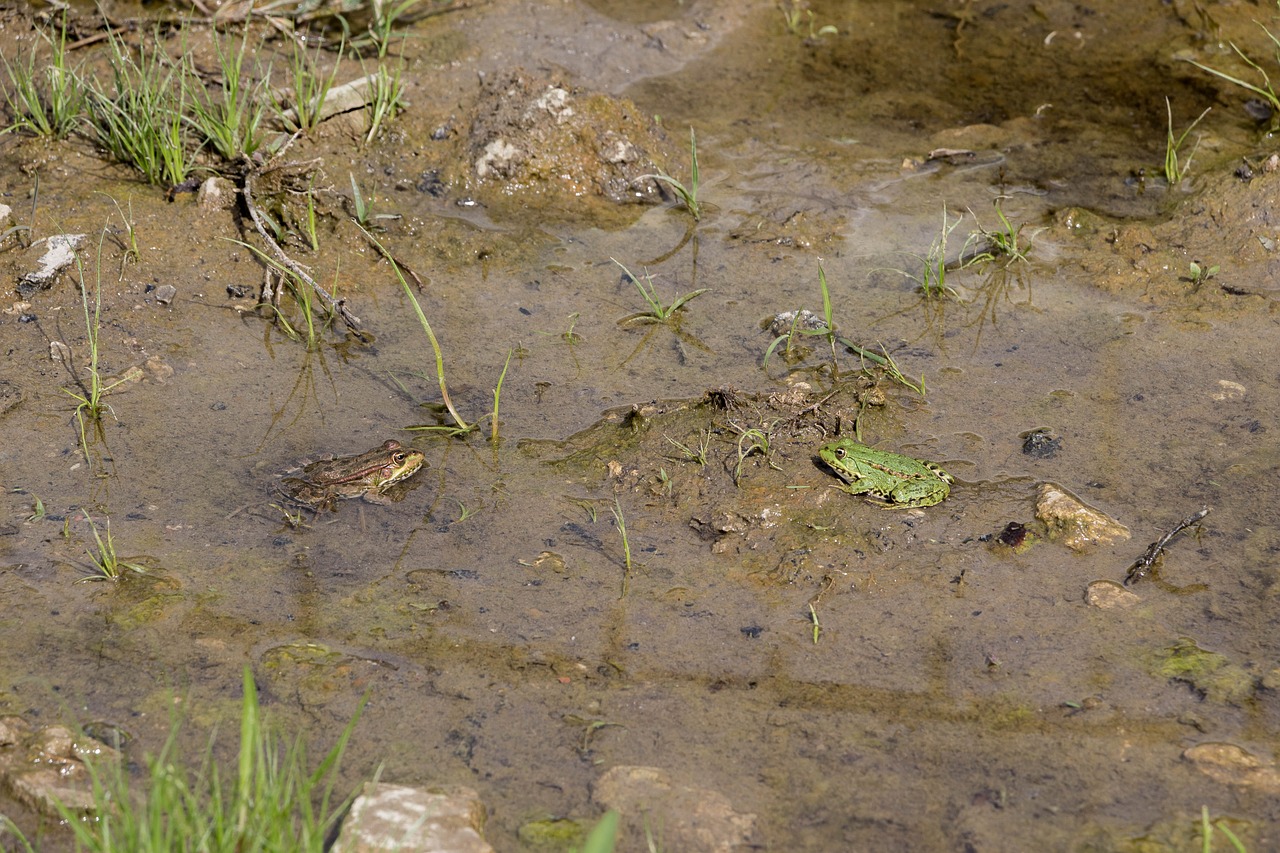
{"left": 2, "top": 0, "right": 1280, "bottom": 849}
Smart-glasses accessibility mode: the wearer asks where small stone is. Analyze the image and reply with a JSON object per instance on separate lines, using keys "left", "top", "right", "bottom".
{"left": 1085, "top": 580, "right": 1139, "bottom": 609}
{"left": 49, "top": 341, "right": 71, "bottom": 362}
{"left": 197, "top": 177, "right": 237, "bottom": 211}
{"left": 154, "top": 285, "right": 177, "bottom": 305}
{"left": 1211, "top": 380, "right": 1246, "bottom": 402}
{"left": 144, "top": 356, "right": 174, "bottom": 383}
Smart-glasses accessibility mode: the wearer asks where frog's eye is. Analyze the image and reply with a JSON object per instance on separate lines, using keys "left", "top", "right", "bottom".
{"left": 834, "top": 447, "right": 847, "bottom": 459}
{"left": 392, "top": 452, "right": 406, "bottom": 463}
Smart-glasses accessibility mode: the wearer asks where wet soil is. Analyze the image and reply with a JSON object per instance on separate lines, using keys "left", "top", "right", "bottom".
{"left": 2, "top": 0, "right": 1280, "bottom": 849}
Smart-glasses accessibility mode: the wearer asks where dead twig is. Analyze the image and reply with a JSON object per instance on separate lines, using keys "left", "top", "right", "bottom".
{"left": 1124, "top": 506, "right": 1210, "bottom": 586}
{"left": 239, "top": 141, "right": 366, "bottom": 337}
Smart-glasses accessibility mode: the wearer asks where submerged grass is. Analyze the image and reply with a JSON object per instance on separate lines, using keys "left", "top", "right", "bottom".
{"left": 61, "top": 233, "right": 131, "bottom": 463}
{"left": 1164, "top": 97, "right": 1211, "bottom": 185}
{"left": 55, "top": 668, "right": 365, "bottom": 852}
{"left": 1200, "top": 806, "right": 1248, "bottom": 852}
{"left": 764, "top": 261, "right": 926, "bottom": 394}
{"left": 964, "top": 197, "right": 1033, "bottom": 266}
{"left": 78, "top": 511, "right": 147, "bottom": 582}
{"left": 611, "top": 499, "right": 632, "bottom": 598}
{"left": 1186, "top": 22, "right": 1280, "bottom": 119}
{"left": 612, "top": 258, "right": 708, "bottom": 325}
{"left": 637, "top": 126, "right": 702, "bottom": 220}
{"left": 359, "top": 225, "right": 473, "bottom": 433}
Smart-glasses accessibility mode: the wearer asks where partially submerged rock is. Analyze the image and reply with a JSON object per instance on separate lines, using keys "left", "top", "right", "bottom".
{"left": 1184, "top": 743, "right": 1280, "bottom": 794}
{"left": 1084, "top": 579, "right": 1140, "bottom": 610}
{"left": 0, "top": 716, "right": 121, "bottom": 817}
{"left": 1154, "top": 638, "right": 1256, "bottom": 705}
{"left": 18, "top": 233, "right": 84, "bottom": 292}
{"left": 1034, "top": 483, "right": 1129, "bottom": 550}
{"left": 466, "top": 69, "right": 675, "bottom": 209}
{"left": 593, "top": 765, "right": 758, "bottom": 852}
{"left": 331, "top": 783, "right": 494, "bottom": 853}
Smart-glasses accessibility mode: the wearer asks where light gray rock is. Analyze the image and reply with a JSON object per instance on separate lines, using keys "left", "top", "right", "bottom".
{"left": 332, "top": 782, "right": 494, "bottom": 853}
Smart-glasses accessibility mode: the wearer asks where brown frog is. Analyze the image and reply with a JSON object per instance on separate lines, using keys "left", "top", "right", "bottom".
{"left": 277, "top": 439, "right": 425, "bottom": 511}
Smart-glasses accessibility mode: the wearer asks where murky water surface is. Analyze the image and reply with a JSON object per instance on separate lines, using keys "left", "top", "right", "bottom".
{"left": 2, "top": 0, "right": 1280, "bottom": 849}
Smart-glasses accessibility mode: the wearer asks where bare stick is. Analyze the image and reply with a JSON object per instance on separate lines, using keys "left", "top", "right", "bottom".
{"left": 240, "top": 149, "right": 365, "bottom": 335}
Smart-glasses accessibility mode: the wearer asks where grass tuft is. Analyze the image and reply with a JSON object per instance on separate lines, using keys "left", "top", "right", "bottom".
{"left": 84, "top": 28, "right": 193, "bottom": 186}
{"left": 54, "top": 668, "right": 365, "bottom": 852}
{"left": 1, "top": 13, "right": 86, "bottom": 139}
{"left": 612, "top": 258, "right": 708, "bottom": 326}
{"left": 77, "top": 511, "right": 147, "bottom": 582}
{"left": 189, "top": 24, "right": 267, "bottom": 161}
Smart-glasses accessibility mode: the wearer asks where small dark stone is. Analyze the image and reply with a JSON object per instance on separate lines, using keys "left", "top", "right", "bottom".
{"left": 1244, "top": 98, "right": 1273, "bottom": 123}
{"left": 996, "top": 522, "right": 1027, "bottom": 548}
{"left": 226, "top": 283, "right": 251, "bottom": 299}
{"left": 1021, "top": 429, "right": 1061, "bottom": 458}
{"left": 416, "top": 171, "right": 446, "bottom": 196}
{"left": 740, "top": 626, "right": 763, "bottom": 639}
{"left": 210, "top": 402, "right": 227, "bottom": 411}
{"left": 18, "top": 313, "right": 37, "bottom": 323}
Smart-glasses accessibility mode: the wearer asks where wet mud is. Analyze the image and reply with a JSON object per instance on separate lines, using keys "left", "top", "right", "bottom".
{"left": 2, "top": 0, "right": 1280, "bottom": 849}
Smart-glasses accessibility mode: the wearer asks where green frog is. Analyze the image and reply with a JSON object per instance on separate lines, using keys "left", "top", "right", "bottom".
{"left": 818, "top": 438, "right": 952, "bottom": 508}
{"left": 277, "top": 439, "right": 425, "bottom": 511}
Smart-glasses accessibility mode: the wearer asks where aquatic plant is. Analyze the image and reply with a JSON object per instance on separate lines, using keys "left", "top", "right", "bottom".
{"left": 1199, "top": 805, "right": 1248, "bottom": 852}
{"left": 580, "top": 810, "right": 620, "bottom": 853}
{"left": 1, "top": 12, "right": 85, "bottom": 139}
{"left": 964, "top": 197, "right": 1032, "bottom": 266}
{"left": 490, "top": 348, "right": 514, "bottom": 442}
{"left": 1163, "top": 97, "right": 1211, "bottom": 186}
{"left": 611, "top": 499, "right": 633, "bottom": 598}
{"left": 364, "top": 61, "right": 405, "bottom": 143}
{"left": 359, "top": 225, "right": 473, "bottom": 433}
{"left": 763, "top": 261, "right": 926, "bottom": 394}
{"left": 730, "top": 422, "right": 779, "bottom": 485}
{"left": 78, "top": 511, "right": 147, "bottom": 582}
{"left": 1186, "top": 23, "right": 1280, "bottom": 119}
{"left": 612, "top": 258, "right": 708, "bottom": 326}
{"left": 98, "top": 193, "right": 141, "bottom": 273}
{"left": 636, "top": 126, "right": 702, "bottom": 220}
{"left": 61, "top": 234, "right": 132, "bottom": 462}
{"left": 779, "top": 1, "right": 838, "bottom": 39}
{"left": 54, "top": 668, "right": 364, "bottom": 852}
{"left": 358, "top": 0, "right": 427, "bottom": 58}
{"left": 1186, "top": 260, "right": 1219, "bottom": 288}
{"left": 666, "top": 429, "right": 711, "bottom": 466}
{"left": 275, "top": 37, "right": 345, "bottom": 134}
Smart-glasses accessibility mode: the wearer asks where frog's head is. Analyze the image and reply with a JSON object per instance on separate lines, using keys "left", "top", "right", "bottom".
{"left": 376, "top": 442, "right": 425, "bottom": 486}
